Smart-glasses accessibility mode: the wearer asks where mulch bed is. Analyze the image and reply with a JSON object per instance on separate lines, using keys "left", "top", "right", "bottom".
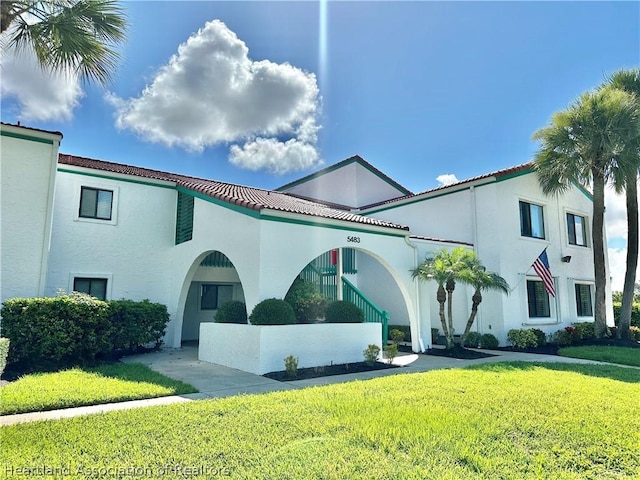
{"left": 425, "top": 345, "right": 497, "bottom": 359}
{"left": 264, "top": 361, "right": 399, "bottom": 382}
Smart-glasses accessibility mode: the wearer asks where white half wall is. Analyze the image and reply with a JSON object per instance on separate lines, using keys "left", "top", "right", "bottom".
{"left": 199, "top": 322, "right": 382, "bottom": 375}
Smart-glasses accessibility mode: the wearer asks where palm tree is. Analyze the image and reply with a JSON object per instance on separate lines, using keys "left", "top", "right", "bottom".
{"left": 1, "top": 0, "right": 127, "bottom": 86}
{"left": 607, "top": 68, "right": 640, "bottom": 340}
{"left": 460, "top": 266, "right": 509, "bottom": 348}
{"left": 412, "top": 247, "right": 478, "bottom": 349}
{"left": 533, "top": 85, "right": 639, "bottom": 337}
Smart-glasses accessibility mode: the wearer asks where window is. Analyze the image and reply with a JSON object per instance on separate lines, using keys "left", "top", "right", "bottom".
{"left": 200, "top": 284, "right": 234, "bottom": 310}
{"left": 520, "top": 201, "right": 545, "bottom": 239}
{"left": 80, "top": 187, "right": 113, "bottom": 220}
{"left": 526, "top": 280, "right": 550, "bottom": 317}
{"left": 567, "top": 213, "right": 587, "bottom": 246}
{"left": 575, "top": 284, "right": 593, "bottom": 317}
{"left": 73, "top": 277, "right": 108, "bottom": 300}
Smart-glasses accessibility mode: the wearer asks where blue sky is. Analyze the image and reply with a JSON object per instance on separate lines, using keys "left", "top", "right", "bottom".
{"left": 1, "top": 1, "right": 638, "bottom": 289}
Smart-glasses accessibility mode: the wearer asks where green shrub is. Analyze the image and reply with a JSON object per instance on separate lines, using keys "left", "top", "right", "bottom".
{"left": 215, "top": 301, "right": 247, "bottom": 324}
{"left": 285, "top": 278, "right": 329, "bottom": 323}
{"left": 383, "top": 344, "right": 398, "bottom": 364}
{"left": 363, "top": 344, "right": 380, "bottom": 366}
{"left": 0, "top": 338, "right": 9, "bottom": 377}
{"left": 530, "top": 328, "right": 547, "bottom": 347}
{"left": 0, "top": 293, "right": 112, "bottom": 366}
{"left": 630, "top": 326, "right": 640, "bottom": 341}
{"left": 613, "top": 301, "right": 640, "bottom": 327}
{"left": 249, "top": 299, "right": 295, "bottom": 325}
{"left": 389, "top": 325, "right": 412, "bottom": 342}
{"left": 551, "top": 327, "right": 579, "bottom": 346}
{"left": 572, "top": 322, "right": 595, "bottom": 341}
{"left": 479, "top": 333, "right": 499, "bottom": 349}
{"left": 507, "top": 329, "right": 538, "bottom": 349}
{"left": 284, "top": 355, "right": 298, "bottom": 378}
{"left": 389, "top": 329, "right": 405, "bottom": 344}
{"left": 325, "top": 301, "right": 364, "bottom": 323}
{"left": 463, "top": 331, "right": 481, "bottom": 348}
{"left": 108, "top": 299, "right": 169, "bottom": 353}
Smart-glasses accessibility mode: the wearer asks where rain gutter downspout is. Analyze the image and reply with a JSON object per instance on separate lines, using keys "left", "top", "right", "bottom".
{"left": 405, "top": 235, "right": 425, "bottom": 352}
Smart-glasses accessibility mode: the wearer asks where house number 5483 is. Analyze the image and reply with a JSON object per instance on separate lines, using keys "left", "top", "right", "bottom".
{"left": 347, "top": 236, "right": 361, "bottom": 243}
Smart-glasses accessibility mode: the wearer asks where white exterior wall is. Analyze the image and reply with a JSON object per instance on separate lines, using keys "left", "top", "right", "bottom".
{"left": 0, "top": 128, "right": 61, "bottom": 303}
{"left": 47, "top": 169, "right": 177, "bottom": 305}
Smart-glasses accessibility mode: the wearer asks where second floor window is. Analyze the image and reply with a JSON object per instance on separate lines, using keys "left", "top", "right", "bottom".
{"left": 567, "top": 213, "right": 587, "bottom": 246}
{"left": 80, "top": 187, "right": 113, "bottom": 220}
{"left": 520, "top": 201, "right": 545, "bottom": 239}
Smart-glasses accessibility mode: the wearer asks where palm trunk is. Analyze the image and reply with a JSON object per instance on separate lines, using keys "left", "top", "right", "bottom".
{"left": 618, "top": 177, "right": 638, "bottom": 340}
{"left": 445, "top": 279, "right": 455, "bottom": 348}
{"left": 461, "top": 289, "right": 482, "bottom": 347}
{"left": 436, "top": 284, "right": 449, "bottom": 346}
{"left": 592, "top": 169, "right": 608, "bottom": 338}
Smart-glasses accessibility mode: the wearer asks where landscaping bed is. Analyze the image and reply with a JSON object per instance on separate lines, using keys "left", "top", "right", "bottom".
{"left": 425, "top": 345, "right": 497, "bottom": 359}
{"left": 264, "top": 361, "right": 399, "bottom": 382}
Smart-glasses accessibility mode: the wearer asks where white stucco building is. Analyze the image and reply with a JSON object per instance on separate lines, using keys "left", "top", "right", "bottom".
{"left": 1, "top": 123, "right": 613, "bottom": 372}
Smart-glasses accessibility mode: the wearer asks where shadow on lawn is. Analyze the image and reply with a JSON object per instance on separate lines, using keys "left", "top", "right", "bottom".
{"left": 468, "top": 361, "right": 640, "bottom": 384}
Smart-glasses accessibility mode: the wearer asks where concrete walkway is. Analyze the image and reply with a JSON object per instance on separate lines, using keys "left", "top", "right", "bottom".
{"left": 0, "top": 346, "right": 620, "bottom": 426}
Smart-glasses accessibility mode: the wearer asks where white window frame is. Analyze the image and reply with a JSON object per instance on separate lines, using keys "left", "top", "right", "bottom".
{"left": 571, "top": 279, "right": 595, "bottom": 320}
{"left": 520, "top": 274, "right": 558, "bottom": 325}
{"left": 565, "top": 208, "right": 589, "bottom": 248}
{"left": 73, "top": 181, "right": 119, "bottom": 226}
{"left": 518, "top": 198, "right": 547, "bottom": 241}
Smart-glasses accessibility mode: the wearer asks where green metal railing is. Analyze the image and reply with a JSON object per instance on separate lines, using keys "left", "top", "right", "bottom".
{"left": 301, "top": 263, "right": 337, "bottom": 300}
{"left": 342, "top": 277, "right": 389, "bottom": 344}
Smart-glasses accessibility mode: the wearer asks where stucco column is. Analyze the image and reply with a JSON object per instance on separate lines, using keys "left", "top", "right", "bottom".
{"left": 336, "top": 247, "right": 343, "bottom": 300}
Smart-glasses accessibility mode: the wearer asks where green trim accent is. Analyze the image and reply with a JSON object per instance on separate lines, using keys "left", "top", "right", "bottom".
{"left": 276, "top": 156, "right": 412, "bottom": 196}
{"left": 259, "top": 213, "right": 408, "bottom": 237}
{"left": 1, "top": 129, "right": 55, "bottom": 145}
{"left": 571, "top": 181, "right": 594, "bottom": 201}
{"left": 175, "top": 191, "right": 194, "bottom": 245}
{"left": 494, "top": 168, "right": 533, "bottom": 182}
{"left": 57, "top": 167, "right": 176, "bottom": 189}
{"left": 201, "top": 251, "right": 233, "bottom": 267}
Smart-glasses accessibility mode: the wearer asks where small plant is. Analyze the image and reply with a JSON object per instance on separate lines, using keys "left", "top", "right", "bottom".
{"left": 325, "top": 301, "right": 364, "bottom": 323}
{"left": 363, "top": 344, "right": 381, "bottom": 366}
{"left": 551, "top": 326, "right": 580, "bottom": 346}
{"left": 284, "top": 355, "right": 298, "bottom": 378}
{"left": 479, "top": 333, "right": 499, "bottom": 349}
{"left": 249, "top": 298, "right": 296, "bottom": 325}
{"left": 507, "top": 329, "right": 538, "bottom": 349}
{"left": 383, "top": 344, "right": 398, "bottom": 364}
{"left": 389, "top": 329, "right": 405, "bottom": 344}
{"left": 214, "top": 301, "right": 247, "bottom": 324}
{"left": 463, "top": 331, "right": 481, "bottom": 348}
{"left": 530, "top": 328, "right": 547, "bottom": 347}
{"left": 0, "top": 338, "right": 9, "bottom": 377}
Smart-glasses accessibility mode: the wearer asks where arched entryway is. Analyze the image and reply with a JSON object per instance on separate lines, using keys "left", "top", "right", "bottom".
{"left": 180, "top": 250, "right": 246, "bottom": 344}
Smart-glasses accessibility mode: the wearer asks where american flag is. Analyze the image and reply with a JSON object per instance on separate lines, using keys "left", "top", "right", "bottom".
{"left": 532, "top": 249, "right": 555, "bottom": 297}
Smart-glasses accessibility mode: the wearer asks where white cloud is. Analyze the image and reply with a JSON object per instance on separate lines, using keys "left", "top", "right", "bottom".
{"left": 109, "top": 20, "right": 321, "bottom": 173}
{"left": 436, "top": 174, "right": 459, "bottom": 186}
{"left": 0, "top": 42, "right": 83, "bottom": 121}
{"left": 605, "top": 186, "right": 639, "bottom": 292}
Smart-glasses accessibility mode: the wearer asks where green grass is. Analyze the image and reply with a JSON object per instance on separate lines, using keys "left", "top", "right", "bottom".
{"left": 0, "top": 363, "right": 197, "bottom": 415}
{"left": 558, "top": 346, "right": 640, "bottom": 367}
{"left": 2, "top": 362, "right": 639, "bottom": 479}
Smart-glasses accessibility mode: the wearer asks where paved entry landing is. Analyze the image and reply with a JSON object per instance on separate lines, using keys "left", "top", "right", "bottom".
{"left": 121, "top": 346, "right": 296, "bottom": 398}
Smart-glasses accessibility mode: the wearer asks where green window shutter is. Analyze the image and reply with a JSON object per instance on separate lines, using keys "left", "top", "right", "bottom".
{"left": 175, "top": 191, "right": 194, "bottom": 245}
{"left": 200, "top": 251, "right": 233, "bottom": 268}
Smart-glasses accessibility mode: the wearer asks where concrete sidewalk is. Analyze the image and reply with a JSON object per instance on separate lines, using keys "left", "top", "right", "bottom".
{"left": 0, "top": 346, "right": 618, "bottom": 426}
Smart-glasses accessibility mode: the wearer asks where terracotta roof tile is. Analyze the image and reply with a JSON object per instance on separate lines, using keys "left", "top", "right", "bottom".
{"left": 58, "top": 154, "right": 409, "bottom": 231}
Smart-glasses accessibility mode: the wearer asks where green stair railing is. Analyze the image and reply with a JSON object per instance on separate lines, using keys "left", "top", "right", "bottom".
{"left": 301, "top": 263, "right": 337, "bottom": 300}
{"left": 342, "top": 277, "right": 389, "bottom": 344}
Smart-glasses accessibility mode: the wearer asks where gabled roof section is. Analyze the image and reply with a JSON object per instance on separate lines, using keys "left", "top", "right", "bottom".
{"left": 276, "top": 155, "right": 413, "bottom": 196}
{"left": 58, "top": 154, "right": 409, "bottom": 231}
{"left": 1, "top": 122, "right": 63, "bottom": 144}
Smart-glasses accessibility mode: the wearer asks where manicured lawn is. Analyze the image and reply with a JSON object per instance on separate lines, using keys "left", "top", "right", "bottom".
{"left": 2, "top": 362, "right": 639, "bottom": 479}
{"left": 558, "top": 346, "right": 640, "bottom": 367}
{"left": 0, "top": 363, "right": 197, "bottom": 415}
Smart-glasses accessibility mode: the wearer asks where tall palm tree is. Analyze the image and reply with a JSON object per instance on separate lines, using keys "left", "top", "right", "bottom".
{"left": 1, "top": 0, "right": 127, "bottom": 86}
{"left": 607, "top": 68, "right": 640, "bottom": 340}
{"left": 412, "top": 247, "right": 478, "bottom": 349}
{"left": 533, "top": 85, "right": 639, "bottom": 337}
{"left": 460, "top": 267, "right": 509, "bottom": 348}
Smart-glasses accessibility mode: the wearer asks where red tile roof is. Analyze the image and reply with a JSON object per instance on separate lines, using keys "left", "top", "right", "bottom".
{"left": 58, "top": 154, "right": 409, "bottom": 231}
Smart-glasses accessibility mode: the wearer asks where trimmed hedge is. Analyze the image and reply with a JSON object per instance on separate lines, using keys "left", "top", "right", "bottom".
{"left": 0, "top": 338, "right": 9, "bottom": 377}
{"left": 479, "top": 333, "right": 499, "bottom": 349}
{"left": 389, "top": 324, "right": 412, "bottom": 342}
{"left": 507, "top": 329, "right": 538, "bottom": 349}
{"left": 0, "top": 293, "right": 170, "bottom": 369}
{"left": 215, "top": 301, "right": 248, "bottom": 324}
{"left": 613, "top": 302, "right": 640, "bottom": 327}
{"left": 284, "top": 278, "right": 329, "bottom": 323}
{"left": 325, "top": 301, "right": 364, "bottom": 324}
{"left": 249, "top": 299, "right": 296, "bottom": 325}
